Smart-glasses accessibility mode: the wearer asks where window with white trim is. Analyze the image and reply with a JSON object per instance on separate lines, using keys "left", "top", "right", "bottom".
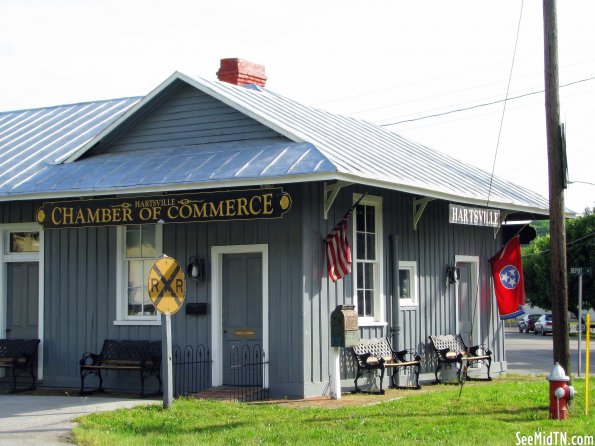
{"left": 7, "top": 232, "right": 39, "bottom": 253}
{"left": 352, "top": 195, "right": 384, "bottom": 323}
{"left": 398, "top": 261, "right": 418, "bottom": 307}
{"left": 116, "top": 224, "right": 162, "bottom": 324}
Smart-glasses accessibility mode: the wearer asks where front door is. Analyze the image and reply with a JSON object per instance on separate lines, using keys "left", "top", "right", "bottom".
{"left": 6, "top": 262, "right": 39, "bottom": 339}
{"left": 222, "top": 253, "right": 263, "bottom": 385}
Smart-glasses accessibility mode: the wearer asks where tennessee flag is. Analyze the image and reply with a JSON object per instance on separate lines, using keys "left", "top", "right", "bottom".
{"left": 490, "top": 235, "right": 526, "bottom": 320}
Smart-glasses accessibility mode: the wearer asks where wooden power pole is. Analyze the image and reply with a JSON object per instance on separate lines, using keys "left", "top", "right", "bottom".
{"left": 543, "top": 0, "right": 570, "bottom": 374}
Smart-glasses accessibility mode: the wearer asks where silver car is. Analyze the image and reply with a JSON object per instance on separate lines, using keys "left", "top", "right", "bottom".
{"left": 534, "top": 314, "right": 553, "bottom": 336}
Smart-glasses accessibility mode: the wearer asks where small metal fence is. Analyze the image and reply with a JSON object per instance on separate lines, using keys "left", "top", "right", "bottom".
{"left": 228, "top": 344, "right": 269, "bottom": 402}
{"left": 173, "top": 344, "right": 211, "bottom": 397}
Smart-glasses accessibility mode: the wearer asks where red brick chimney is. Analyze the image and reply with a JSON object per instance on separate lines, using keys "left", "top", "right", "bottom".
{"left": 216, "top": 58, "right": 267, "bottom": 87}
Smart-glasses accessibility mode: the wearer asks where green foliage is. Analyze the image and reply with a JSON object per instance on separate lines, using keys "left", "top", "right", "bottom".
{"left": 72, "top": 378, "right": 595, "bottom": 445}
{"left": 531, "top": 219, "right": 550, "bottom": 237}
{"left": 522, "top": 208, "right": 595, "bottom": 313}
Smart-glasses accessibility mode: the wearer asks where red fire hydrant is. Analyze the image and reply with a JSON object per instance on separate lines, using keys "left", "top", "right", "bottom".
{"left": 546, "top": 362, "right": 576, "bottom": 420}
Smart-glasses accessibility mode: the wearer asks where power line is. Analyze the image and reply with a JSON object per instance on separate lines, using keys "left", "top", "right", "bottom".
{"left": 313, "top": 52, "right": 595, "bottom": 109}
{"left": 379, "top": 75, "right": 595, "bottom": 127}
{"left": 486, "top": 0, "right": 524, "bottom": 209}
{"left": 570, "top": 180, "right": 595, "bottom": 187}
{"left": 523, "top": 231, "right": 595, "bottom": 257}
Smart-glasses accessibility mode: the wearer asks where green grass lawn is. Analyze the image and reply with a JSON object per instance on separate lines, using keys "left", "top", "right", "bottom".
{"left": 73, "top": 376, "right": 594, "bottom": 446}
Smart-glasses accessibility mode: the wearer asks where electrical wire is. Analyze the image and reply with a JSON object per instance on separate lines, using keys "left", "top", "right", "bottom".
{"left": 486, "top": 0, "right": 525, "bottom": 209}
{"left": 461, "top": 3, "right": 525, "bottom": 396}
{"left": 570, "top": 180, "right": 595, "bottom": 186}
{"left": 522, "top": 231, "right": 595, "bottom": 257}
{"left": 378, "top": 75, "right": 595, "bottom": 127}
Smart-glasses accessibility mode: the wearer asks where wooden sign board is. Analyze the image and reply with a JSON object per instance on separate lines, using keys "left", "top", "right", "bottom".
{"left": 449, "top": 204, "right": 500, "bottom": 228}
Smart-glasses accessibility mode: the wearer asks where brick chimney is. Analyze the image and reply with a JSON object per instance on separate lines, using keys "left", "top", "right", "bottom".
{"left": 216, "top": 58, "right": 267, "bottom": 87}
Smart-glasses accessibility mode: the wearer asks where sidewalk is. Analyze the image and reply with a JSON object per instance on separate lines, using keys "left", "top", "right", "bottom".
{"left": 0, "top": 393, "right": 158, "bottom": 445}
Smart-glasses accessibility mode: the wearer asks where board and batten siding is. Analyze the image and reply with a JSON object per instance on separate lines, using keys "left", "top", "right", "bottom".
{"left": 0, "top": 201, "right": 42, "bottom": 224}
{"left": 87, "top": 83, "right": 283, "bottom": 156}
{"left": 300, "top": 182, "right": 505, "bottom": 395}
{"left": 37, "top": 184, "right": 305, "bottom": 393}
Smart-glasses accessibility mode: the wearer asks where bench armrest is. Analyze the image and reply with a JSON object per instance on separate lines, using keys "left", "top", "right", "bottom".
{"left": 353, "top": 351, "right": 385, "bottom": 367}
{"left": 79, "top": 352, "right": 100, "bottom": 366}
{"left": 394, "top": 349, "right": 421, "bottom": 363}
{"left": 469, "top": 345, "right": 492, "bottom": 356}
{"left": 140, "top": 354, "right": 161, "bottom": 370}
{"left": 10, "top": 353, "right": 35, "bottom": 367}
{"left": 435, "top": 347, "right": 451, "bottom": 360}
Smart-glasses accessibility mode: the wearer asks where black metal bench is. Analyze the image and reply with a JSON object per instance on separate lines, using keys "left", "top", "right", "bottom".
{"left": 351, "top": 337, "right": 421, "bottom": 394}
{"left": 79, "top": 340, "right": 162, "bottom": 397}
{"left": 0, "top": 339, "right": 40, "bottom": 392}
{"left": 428, "top": 334, "right": 492, "bottom": 384}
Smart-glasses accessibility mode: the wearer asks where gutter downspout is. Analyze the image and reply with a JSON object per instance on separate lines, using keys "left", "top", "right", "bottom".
{"left": 390, "top": 235, "right": 401, "bottom": 385}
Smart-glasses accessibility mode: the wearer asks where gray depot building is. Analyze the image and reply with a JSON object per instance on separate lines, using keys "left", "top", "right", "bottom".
{"left": 0, "top": 59, "right": 550, "bottom": 398}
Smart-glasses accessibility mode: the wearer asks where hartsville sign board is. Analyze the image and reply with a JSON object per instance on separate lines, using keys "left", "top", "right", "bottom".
{"left": 36, "top": 187, "right": 292, "bottom": 229}
{"left": 449, "top": 204, "right": 501, "bottom": 228}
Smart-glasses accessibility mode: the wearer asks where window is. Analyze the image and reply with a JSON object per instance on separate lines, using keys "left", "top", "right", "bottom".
{"left": 352, "top": 195, "right": 384, "bottom": 324}
{"left": 8, "top": 232, "right": 40, "bottom": 253}
{"left": 398, "top": 261, "right": 418, "bottom": 307}
{"left": 116, "top": 224, "right": 162, "bottom": 325}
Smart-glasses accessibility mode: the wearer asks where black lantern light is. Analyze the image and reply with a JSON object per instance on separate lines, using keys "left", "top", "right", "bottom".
{"left": 187, "top": 256, "right": 205, "bottom": 281}
{"left": 446, "top": 263, "right": 460, "bottom": 285}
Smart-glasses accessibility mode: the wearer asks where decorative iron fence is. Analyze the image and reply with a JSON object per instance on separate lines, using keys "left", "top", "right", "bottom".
{"left": 173, "top": 344, "right": 211, "bottom": 397}
{"left": 228, "top": 344, "right": 268, "bottom": 402}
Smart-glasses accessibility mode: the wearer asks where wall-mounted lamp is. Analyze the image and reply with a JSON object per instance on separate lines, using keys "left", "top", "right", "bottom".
{"left": 187, "top": 256, "right": 205, "bottom": 281}
{"left": 446, "top": 263, "right": 460, "bottom": 285}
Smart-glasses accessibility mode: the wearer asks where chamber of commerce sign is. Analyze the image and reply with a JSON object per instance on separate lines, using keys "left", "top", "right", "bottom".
{"left": 36, "top": 187, "right": 292, "bottom": 229}
{"left": 449, "top": 204, "right": 500, "bottom": 228}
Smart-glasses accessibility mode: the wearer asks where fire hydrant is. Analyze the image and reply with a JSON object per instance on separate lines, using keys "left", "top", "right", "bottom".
{"left": 546, "top": 362, "right": 576, "bottom": 420}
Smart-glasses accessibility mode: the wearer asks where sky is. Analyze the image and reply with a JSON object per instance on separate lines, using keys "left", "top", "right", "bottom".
{"left": 1, "top": 0, "right": 593, "bottom": 214}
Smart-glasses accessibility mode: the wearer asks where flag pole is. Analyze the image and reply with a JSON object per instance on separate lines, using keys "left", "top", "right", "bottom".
{"left": 327, "top": 192, "right": 368, "bottom": 238}
{"left": 350, "top": 192, "right": 368, "bottom": 213}
{"left": 339, "top": 192, "right": 367, "bottom": 222}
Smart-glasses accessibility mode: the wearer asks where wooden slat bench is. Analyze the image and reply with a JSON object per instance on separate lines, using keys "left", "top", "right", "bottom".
{"left": 0, "top": 339, "right": 40, "bottom": 392}
{"left": 428, "top": 334, "right": 492, "bottom": 384}
{"left": 351, "top": 337, "right": 421, "bottom": 394}
{"left": 79, "top": 340, "right": 162, "bottom": 397}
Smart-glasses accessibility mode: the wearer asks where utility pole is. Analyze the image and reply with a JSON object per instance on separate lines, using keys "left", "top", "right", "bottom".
{"left": 543, "top": 0, "right": 570, "bottom": 374}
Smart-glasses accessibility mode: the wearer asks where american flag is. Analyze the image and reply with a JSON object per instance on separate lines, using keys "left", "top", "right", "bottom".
{"left": 325, "top": 215, "right": 352, "bottom": 282}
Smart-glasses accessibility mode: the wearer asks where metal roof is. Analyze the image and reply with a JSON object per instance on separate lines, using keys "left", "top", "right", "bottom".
{"left": 0, "top": 72, "right": 551, "bottom": 215}
{"left": 11, "top": 139, "right": 334, "bottom": 196}
{"left": 0, "top": 97, "right": 140, "bottom": 193}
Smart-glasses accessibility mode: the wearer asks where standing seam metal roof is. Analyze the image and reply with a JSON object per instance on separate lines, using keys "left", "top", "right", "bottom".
{"left": 0, "top": 72, "right": 550, "bottom": 214}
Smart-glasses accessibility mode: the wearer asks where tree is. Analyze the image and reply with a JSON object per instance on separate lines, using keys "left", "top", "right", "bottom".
{"left": 532, "top": 219, "right": 550, "bottom": 237}
{"left": 522, "top": 208, "right": 595, "bottom": 315}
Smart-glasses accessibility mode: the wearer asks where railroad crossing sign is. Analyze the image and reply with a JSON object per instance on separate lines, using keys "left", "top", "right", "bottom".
{"left": 148, "top": 255, "right": 186, "bottom": 315}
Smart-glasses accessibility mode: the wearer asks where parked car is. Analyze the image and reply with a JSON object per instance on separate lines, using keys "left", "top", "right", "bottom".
{"left": 569, "top": 317, "right": 589, "bottom": 334}
{"left": 518, "top": 313, "right": 542, "bottom": 333}
{"left": 534, "top": 314, "right": 553, "bottom": 336}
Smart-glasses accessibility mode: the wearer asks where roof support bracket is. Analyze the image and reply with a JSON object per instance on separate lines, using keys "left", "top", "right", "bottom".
{"left": 324, "top": 181, "right": 353, "bottom": 220}
{"left": 413, "top": 197, "right": 434, "bottom": 230}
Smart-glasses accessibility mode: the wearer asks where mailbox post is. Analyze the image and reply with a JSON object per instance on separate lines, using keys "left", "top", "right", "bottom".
{"left": 330, "top": 305, "right": 360, "bottom": 399}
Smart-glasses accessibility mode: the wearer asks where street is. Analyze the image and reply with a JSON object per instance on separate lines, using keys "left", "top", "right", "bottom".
{"left": 505, "top": 326, "right": 595, "bottom": 376}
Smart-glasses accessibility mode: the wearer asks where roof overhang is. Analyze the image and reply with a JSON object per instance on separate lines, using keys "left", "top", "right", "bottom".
{"left": 0, "top": 171, "right": 566, "bottom": 218}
